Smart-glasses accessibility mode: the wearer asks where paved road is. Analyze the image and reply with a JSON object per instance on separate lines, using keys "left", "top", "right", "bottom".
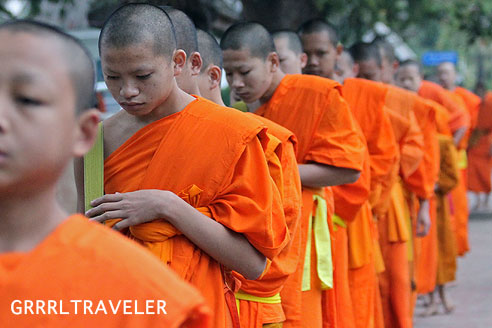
{"left": 414, "top": 215, "right": 492, "bottom": 328}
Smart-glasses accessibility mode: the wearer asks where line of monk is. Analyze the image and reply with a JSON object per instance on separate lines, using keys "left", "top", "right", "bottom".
{"left": 1, "top": 3, "right": 484, "bottom": 327}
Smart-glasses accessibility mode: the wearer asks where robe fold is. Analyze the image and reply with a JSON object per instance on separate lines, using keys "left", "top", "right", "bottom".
{"left": 468, "top": 92, "right": 492, "bottom": 192}
{"left": 103, "top": 97, "right": 289, "bottom": 328}
{"left": 1, "top": 215, "right": 210, "bottom": 327}
{"left": 235, "top": 114, "right": 303, "bottom": 327}
{"left": 255, "top": 74, "right": 366, "bottom": 328}
{"left": 335, "top": 78, "right": 398, "bottom": 328}
{"left": 377, "top": 85, "right": 426, "bottom": 328}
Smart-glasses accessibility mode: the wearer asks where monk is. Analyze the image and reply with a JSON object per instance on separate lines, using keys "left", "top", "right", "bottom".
{"left": 437, "top": 61, "right": 475, "bottom": 256}
{"left": 0, "top": 19, "right": 210, "bottom": 327}
{"left": 432, "top": 132, "right": 460, "bottom": 314}
{"left": 76, "top": 5, "right": 290, "bottom": 328}
{"left": 272, "top": 30, "right": 308, "bottom": 75}
{"left": 299, "top": 20, "right": 398, "bottom": 328}
{"left": 221, "top": 22, "right": 366, "bottom": 328}
{"left": 350, "top": 41, "right": 431, "bottom": 328}
{"left": 468, "top": 92, "right": 492, "bottom": 210}
{"left": 197, "top": 28, "right": 303, "bottom": 328}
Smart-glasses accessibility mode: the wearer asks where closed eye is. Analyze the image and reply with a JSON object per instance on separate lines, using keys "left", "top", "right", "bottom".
{"left": 16, "top": 96, "right": 43, "bottom": 106}
{"left": 137, "top": 73, "right": 152, "bottom": 80}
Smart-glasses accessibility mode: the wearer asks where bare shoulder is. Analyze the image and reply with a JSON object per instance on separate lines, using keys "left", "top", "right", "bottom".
{"left": 102, "top": 111, "right": 138, "bottom": 159}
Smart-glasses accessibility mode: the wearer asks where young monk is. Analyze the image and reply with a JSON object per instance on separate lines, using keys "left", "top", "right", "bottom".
{"left": 76, "top": 5, "right": 289, "bottom": 328}
{"left": 0, "top": 19, "right": 210, "bottom": 327}
{"left": 272, "top": 30, "right": 308, "bottom": 75}
{"left": 299, "top": 20, "right": 398, "bottom": 328}
{"left": 197, "top": 28, "right": 303, "bottom": 328}
{"left": 350, "top": 41, "right": 433, "bottom": 328}
{"left": 437, "top": 61, "right": 475, "bottom": 257}
{"left": 221, "top": 22, "right": 366, "bottom": 328}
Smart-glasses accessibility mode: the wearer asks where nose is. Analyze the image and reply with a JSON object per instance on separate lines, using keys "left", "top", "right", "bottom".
{"left": 307, "top": 54, "right": 319, "bottom": 66}
{"left": 120, "top": 81, "right": 139, "bottom": 99}
{"left": 230, "top": 74, "right": 245, "bottom": 89}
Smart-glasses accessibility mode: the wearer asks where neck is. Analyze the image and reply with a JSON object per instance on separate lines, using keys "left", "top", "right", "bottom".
{"left": 0, "top": 187, "right": 66, "bottom": 253}
{"left": 211, "top": 90, "right": 225, "bottom": 107}
{"left": 260, "top": 70, "right": 285, "bottom": 104}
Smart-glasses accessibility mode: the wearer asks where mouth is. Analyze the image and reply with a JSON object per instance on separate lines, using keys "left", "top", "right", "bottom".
{"left": 120, "top": 102, "right": 145, "bottom": 110}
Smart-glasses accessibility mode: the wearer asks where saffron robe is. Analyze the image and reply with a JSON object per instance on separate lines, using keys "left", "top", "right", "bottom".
{"left": 0, "top": 215, "right": 210, "bottom": 327}
{"left": 255, "top": 74, "right": 366, "bottom": 328}
{"left": 104, "top": 97, "right": 289, "bottom": 328}
{"left": 235, "top": 114, "right": 302, "bottom": 327}
{"left": 436, "top": 134, "right": 460, "bottom": 286}
{"left": 379, "top": 86, "right": 427, "bottom": 328}
{"left": 468, "top": 92, "right": 492, "bottom": 192}
{"left": 333, "top": 78, "right": 397, "bottom": 328}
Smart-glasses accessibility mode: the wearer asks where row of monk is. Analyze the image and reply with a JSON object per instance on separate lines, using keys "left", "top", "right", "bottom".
{"left": 1, "top": 3, "right": 489, "bottom": 327}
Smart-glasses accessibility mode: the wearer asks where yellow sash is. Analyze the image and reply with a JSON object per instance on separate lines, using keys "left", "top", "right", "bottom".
{"left": 301, "top": 194, "right": 333, "bottom": 291}
{"left": 332, "top": 213, "right": 347, "bottom": 231}
{"left": 458, "top": 149, "right": 467, "bottom": 170}
{"left": 234, "top": 291, "right": 281, "bottom": 316}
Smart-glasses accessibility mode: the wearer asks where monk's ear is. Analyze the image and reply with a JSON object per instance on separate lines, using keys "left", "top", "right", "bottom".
{"left": 208, "top": 65, "right": 222, "bottom": 90}
{"left": 173, "top": 49, "right": 187, "bottom": 76}
{"left": 392, "top": 60, "right": 399, "bottom": 71}
{"left": 267, "top": 52, "right": 280, "bottom": 72}
{"left": 189, "top": 52, "right": 203, "bottom": 76}
{"left": 300, "top": 52, "right": 308, "bottom": 69}
{"left": 73, "top": 109, "right": 100, "bottom": 158}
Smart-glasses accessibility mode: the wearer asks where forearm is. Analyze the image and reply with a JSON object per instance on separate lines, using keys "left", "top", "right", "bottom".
{"left": 298, "top": 163, "right": 360, "bottom": 188}
{"left": 164, "top": 194, "right": 267, "bottom": 280}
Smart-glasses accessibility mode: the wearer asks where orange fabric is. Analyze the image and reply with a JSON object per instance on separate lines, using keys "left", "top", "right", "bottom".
{"left": 348, "top": 217, "right": 376, "bottom": 328}
{"left": 451, "top": 169, "right": 470, "bottom": 256}
{"left": 236, "top": 115, "right": 302, "bottom": 327}
{"left": 342, "top": 78, "right": 398, "bottom": 200}
{"left": 415, "top": 196, "right": 438, "bottom": 294}
{"left": 0, "top": 215, "right": 210, "bottom": 327}
{"left": 404, "top": 95, "right": 440, "bottom": 200}
{"left": 104, "top": 97, "right": 289, "bottom": 328}
{"left": 435, "top": 134, "right": 460, "bottom": 285}
{"left": 256, "top": 74, "right": 366, "bottom": 328}
{"left": 454, "top": 87, "right": 481, "bottom": 130}
{"left": 419, "top": 80, "right": 470, "bottom": 134}
{"left": 476, "top": 92, "right": 492, "bottom": 130}
{"left": 468, "top": 132, "right": 492, "bottom": 192}
{"left": 378, "top": 197, "right": 412, "bottom": 328}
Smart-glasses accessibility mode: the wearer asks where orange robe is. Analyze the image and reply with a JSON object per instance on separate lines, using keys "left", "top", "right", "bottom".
{"left": 104, "top": 97, "right": 289, "bottom": 328}
{"left": 336, "top": 78, "right": 398, "bottom": 328}
{"left": 414, "top": 101, "right": 452, "bottom": 295}
{"left": 0, "top": 215, "right": 210, "bottom": 327}
{"left": 468, "top": 92, "right": 492, "bottom": 193}
{"left": 378, "top": 85, "right": 426, "bottom": 328}
{"left": 435, "top": 134, "right": 460, "bottom": 286}
{"left": 235, "top": 114, "right": 302, "bottom": 327}
{"left": 255, "top": 74, "right": 366, "bottom": 328}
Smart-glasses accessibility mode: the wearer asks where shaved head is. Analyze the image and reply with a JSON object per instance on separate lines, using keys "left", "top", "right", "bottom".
{"left": 297, "top": 19, "right": 338, "bottom": 46}
{"left": 372, "top": 38, "right": 396, "bottom": 63}
{"left": 349, "top": 42, "right": 381, "bottom": 66}
{"left": 197, "top": 29, "right": 222, "bottom": 71}
{"left": 399, "top": 59, "right": 423, "bottom": 75}
{"left": 0, "top": 20, "right": 95, "bottom": 112}
{"left": 272, "top": 30, "right": 303, "bottom": 55}
{"left": 220, "top": 22, "right": 276, "bottom": 60}
{"left": 162, "top": 7, "right": 198, "bottom": 57}
{"left": 334, "top": 50, "right": 356, "bottom": 83}
{"left": 99, "top": 3, "right": 176, "bottom": 59}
